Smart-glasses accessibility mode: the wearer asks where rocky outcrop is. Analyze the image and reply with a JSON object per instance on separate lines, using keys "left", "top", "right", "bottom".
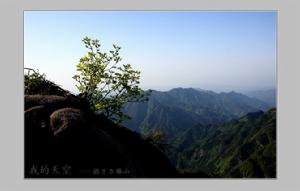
{"left": 50, "top": 108, "right": 87, "bottom": 137}
{"left": 25, "top": 93, "right": 179, "bottom": 178}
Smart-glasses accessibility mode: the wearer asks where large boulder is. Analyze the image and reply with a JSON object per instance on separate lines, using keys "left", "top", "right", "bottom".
{"left": 50, "top": 107, "right": 87, "bottom": 137}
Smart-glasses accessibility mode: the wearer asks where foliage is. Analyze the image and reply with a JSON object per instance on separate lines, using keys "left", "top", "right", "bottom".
{"left": 24, "top": 68, "right": 46, "bottom": 94}
{"left": 142, "top": 128, "right": 170, "bottom": 153}
{"left": 24, "top": 68, "right": 67, "bottom": 95}
{"left": 174, "top": 108, "right": 276, "bottom": 178}
{"left": 73, "top": 37, "right": 149, "bottom": 124}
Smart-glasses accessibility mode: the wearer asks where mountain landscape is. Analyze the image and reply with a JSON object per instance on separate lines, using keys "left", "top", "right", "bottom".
{"left": 122, "top": 88, "right": 276, "bottom": 177}
{"left": 25, "top": 78, "right": 276, "bottom": 178}
{"left": 24, "top": 11, "right": 277, "bottom": 180}
{"left": 122, "top": 88, "right": 273, "bottom": 138}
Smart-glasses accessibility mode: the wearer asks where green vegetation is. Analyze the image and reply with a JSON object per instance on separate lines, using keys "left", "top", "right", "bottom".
{"left": 172, "top": 108, "right": 276, "bottom": 177}
{"left": 24, "top": 68, "right": 48, "bottom": 94}
{"left": 73, "top": 37, "right": 149, "bottom": 124}
{"left": 142, "top": 128, "right": 170, "bottom": 153}
{"left": 24, "top": 68, "right": 67, "bottom": 96}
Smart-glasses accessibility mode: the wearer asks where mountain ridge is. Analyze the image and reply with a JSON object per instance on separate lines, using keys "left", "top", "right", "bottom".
{"left": 123, "top": 87, "right": 272, "bottom": 138}
{"left": 245, "top": 88, "right": 276, "bottom": 107}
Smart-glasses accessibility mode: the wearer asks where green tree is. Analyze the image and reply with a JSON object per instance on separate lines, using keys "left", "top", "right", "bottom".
{"left": 73, "top": 36, "right": 149, "bottom": 124}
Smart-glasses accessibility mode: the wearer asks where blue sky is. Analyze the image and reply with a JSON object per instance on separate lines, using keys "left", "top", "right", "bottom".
{"left": 24, "top": 11, "right": 276, "bottom": 93}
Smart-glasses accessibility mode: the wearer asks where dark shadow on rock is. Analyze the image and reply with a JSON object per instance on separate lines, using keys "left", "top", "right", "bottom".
{"left": 25, "top": 94, "right": 179, "bottom": 178}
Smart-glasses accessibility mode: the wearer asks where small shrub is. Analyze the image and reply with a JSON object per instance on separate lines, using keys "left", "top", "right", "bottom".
{"left": 142, "top": 128, "right": 169, "bottom": 152}
{"left": 24, "top": 68, "right": 67, "bottom": 96}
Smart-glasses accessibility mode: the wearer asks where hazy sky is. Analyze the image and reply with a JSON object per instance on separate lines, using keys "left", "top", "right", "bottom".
{"left": 24, "top": 11, "right": 276, "bottom": 93}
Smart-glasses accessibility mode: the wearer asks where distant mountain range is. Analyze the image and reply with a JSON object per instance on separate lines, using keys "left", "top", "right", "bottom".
{"left": 122, "top": 87, "right": 276, "bottom": 177}
{"left": 245, "top": 89, "right": 276, "bottom": 107}
{"left": 122, "top": 88, "right": 272, "bottom": 138}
